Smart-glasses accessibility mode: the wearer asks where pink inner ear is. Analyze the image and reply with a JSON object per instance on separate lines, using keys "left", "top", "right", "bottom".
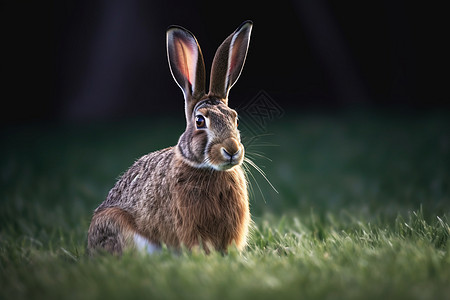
{"left": 174, "top": 38, "right": 198, "bottom": 88}
{"left": 227, "top": 31, "right": 248, "bottom": 85}
{"left": 228, "top": 42, "right": 241, "bottom": 75}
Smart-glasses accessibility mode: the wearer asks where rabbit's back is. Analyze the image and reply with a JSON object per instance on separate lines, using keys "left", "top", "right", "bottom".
{"left": 96, "top": 147, "right": 180, "bottom": 246}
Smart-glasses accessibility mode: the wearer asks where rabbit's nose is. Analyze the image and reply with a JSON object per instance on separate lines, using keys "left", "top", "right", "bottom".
{"left": 221, "top": 138, "right": 241, "bottom": 160}
{"left": 222, "top": 148, "right": 241, "bottom": 160}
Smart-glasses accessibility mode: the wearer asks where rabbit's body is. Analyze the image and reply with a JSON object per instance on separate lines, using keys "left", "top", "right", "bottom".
{"left": 89, "top": 147, "right": 249, "bottom": 253}
{"left": 88, "top": 21, "right": 253, "bottom": 255}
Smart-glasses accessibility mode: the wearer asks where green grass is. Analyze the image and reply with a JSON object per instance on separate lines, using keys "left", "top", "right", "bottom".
{"left": 1, "top": 111, "right": 450, "bottom": 300}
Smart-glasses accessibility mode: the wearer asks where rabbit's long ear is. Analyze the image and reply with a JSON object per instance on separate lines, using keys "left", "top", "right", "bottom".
{"left": 167, "top": 26, "right": 206, "bottom": 114}
{"left": 209, "top": 21, "right": 252, "bottom": 103}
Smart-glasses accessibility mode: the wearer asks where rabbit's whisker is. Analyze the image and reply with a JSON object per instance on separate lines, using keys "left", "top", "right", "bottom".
{"left": 245, "top": 151, "right": 272, "bottom": 162}
{"left": 241, "top": 160, "right": 256, "bottom": 202}
{"left": 243, "top": 159, "right": 266, "bottom": 204}
{"left": 243, "top": 157, "right": 278, "bottom": 194}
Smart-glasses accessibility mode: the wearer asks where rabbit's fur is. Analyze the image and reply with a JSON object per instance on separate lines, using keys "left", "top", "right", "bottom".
{"left": 87, "top": 21, "right": 253, "bottom": 255}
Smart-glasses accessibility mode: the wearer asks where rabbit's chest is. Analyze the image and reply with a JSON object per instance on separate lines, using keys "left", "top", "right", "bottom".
{"left": 175, "top": 171, "right": 247, "bottom": 229}
{"left": 171, "top": 166, "right": 249, "bottom": 250}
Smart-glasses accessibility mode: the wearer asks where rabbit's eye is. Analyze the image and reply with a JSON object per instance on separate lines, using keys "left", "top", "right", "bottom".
{"left": 236, "top": 117, "right": 239, "bottom": 127}
{"left": 195, "top": 115, "right": 206, "bottom": 129}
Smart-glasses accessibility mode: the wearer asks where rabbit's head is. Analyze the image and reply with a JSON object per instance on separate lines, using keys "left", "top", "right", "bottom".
{"left": 167, "top": 21, "right": 252, "bottom": 171}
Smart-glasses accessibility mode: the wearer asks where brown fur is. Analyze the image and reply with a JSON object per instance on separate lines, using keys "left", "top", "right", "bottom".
{"left": 87, "top": 207, "right": 137, "bottom": 255}
{"left": 88, "top": 147, "right": 249, "bottom": 254}
{"left": 87, "top": 21, "right": 253, "bottom": 255}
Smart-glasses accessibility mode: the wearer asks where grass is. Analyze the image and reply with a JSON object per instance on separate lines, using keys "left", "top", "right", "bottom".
{"left": 1, "top": 110, "right": 450, "bottom": 300}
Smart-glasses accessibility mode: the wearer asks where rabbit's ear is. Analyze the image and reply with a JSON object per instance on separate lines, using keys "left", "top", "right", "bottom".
{"left": 167, "top": 26, "right": 206, "bottom": 104}
{"left": 209, "top": 21, "right": 252, "bottom": 103}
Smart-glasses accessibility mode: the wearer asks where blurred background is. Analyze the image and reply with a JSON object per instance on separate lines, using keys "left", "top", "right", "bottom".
{"left": 1, "top": 4, "right": 449, "bottom": 297}
{"left": 1, "top": 0, "right": 449, "bottom": 219}
{"left": 2, "top": 0, "right": 449, "bottom": 124}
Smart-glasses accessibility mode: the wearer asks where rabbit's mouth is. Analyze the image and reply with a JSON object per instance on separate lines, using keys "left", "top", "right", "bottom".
{"left": 213, "top": 158, "right": 243, "bottom": 171}
{"left": 207, "top": 139, "right": 244, "bottom": 171}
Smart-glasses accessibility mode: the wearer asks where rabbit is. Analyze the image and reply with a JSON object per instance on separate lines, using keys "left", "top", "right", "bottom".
{"left": 87, "top": 20, "right": 253, "bottom": 255}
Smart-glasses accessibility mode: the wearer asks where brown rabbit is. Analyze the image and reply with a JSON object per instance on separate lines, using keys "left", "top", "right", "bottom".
{"left": 87, "top": 21, "right": 253, "bottom": 255}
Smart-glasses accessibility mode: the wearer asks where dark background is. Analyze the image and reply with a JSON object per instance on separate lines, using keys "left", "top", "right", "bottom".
{"left": 2, "top": 0, "right": 449, "bottom": 125}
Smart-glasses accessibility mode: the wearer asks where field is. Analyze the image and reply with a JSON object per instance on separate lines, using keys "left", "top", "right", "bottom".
{"left": 1, "top": 110, "right": 449, "bottom": 299}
